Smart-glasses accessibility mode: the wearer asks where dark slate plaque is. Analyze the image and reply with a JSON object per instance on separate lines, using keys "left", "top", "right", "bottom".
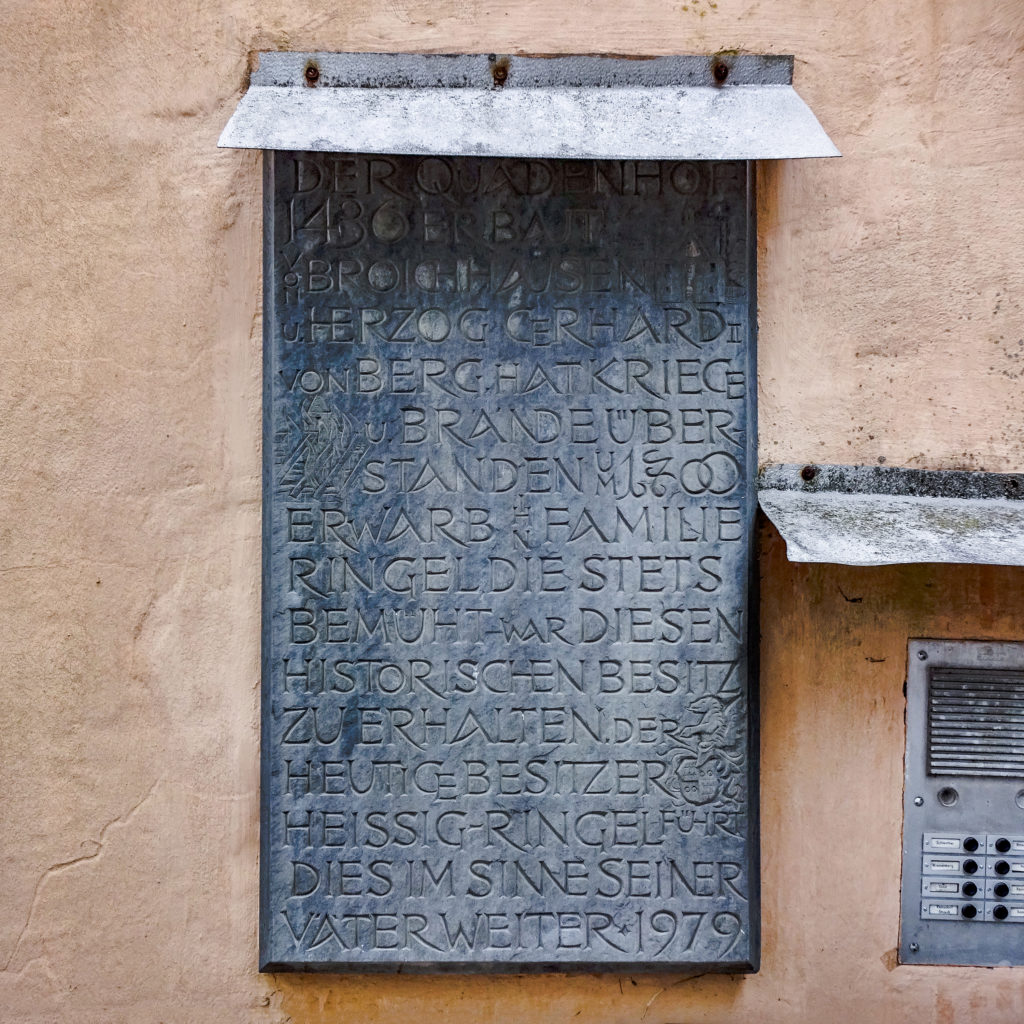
{"left": 261, "top": 153, "right": 759, "bottom": 971}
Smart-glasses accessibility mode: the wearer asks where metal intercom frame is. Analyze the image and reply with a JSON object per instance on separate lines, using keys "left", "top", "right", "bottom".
{"left": 900, "top": 638, "right": 1024, "bottom": 966}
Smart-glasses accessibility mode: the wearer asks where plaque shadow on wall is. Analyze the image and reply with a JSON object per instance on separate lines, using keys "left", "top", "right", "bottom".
{"left": 219, "top": 52, "right": 840, "bottom": 974}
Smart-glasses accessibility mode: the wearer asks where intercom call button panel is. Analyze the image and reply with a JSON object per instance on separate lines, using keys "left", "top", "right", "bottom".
{"left": 920, "top": 834, "right": 1024, "bottom": 923}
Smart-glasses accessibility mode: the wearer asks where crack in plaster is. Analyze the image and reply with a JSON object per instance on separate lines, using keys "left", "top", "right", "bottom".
{"left": 640, "top": 977, "right": 706, "bottom": 1020}
{"left": 179, "top": 787, "right": 257, "bottom": 802}
{"left": 1, "top": 953, "right": 59, "bottom": 986}
{"left": 0, "top": 561, "right": 146, "bottom": 574}
{"left": 2, "top": 776, "right": 163, "bottom": 972}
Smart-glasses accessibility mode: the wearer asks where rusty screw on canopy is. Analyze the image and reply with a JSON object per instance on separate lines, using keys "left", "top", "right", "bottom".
{"left": 712, "top": 61, "right": 729, "bottom": 84}
{"left": 489, "top": 55, "right": 510, "bottom": 87}
{"left": 304, "top": 62, "right": 320, "bottom": 86}
{"left": 800, "top": 465, "right": 817, "bottom": 482}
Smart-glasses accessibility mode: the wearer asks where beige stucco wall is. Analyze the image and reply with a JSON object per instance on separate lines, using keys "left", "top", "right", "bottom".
{"left": 1, "top": 1, "right": 1023, "bottom": 1021}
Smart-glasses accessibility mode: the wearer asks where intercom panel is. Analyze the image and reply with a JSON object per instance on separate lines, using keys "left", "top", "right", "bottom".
{"left": 901, "top": 639, "right": 1024, "bottom": 965}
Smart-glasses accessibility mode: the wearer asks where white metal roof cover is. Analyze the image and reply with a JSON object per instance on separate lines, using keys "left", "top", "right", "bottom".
{"left": 218, "top": 52, "right": 839, "bottom": 159}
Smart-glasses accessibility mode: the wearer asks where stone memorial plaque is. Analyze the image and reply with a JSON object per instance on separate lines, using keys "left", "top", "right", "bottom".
{"left": 261, "top": 152, "right": 758, "bottom": 971}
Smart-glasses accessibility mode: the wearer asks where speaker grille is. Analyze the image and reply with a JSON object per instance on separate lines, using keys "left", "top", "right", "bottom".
{"left": 928, "top": 668, "right": 1024, "bottom": 777}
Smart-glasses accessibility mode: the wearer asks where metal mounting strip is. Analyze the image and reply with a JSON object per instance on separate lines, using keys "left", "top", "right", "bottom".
{"left": 759, "top": 464, "right": 1024, "bottom": 567}
{"left": 218, "top": 52, "right": 839, "bottom": 160}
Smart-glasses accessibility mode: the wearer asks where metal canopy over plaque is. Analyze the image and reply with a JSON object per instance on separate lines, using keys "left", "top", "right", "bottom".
{"left": 261, "top": 152, "right": 759, "bottom": 971}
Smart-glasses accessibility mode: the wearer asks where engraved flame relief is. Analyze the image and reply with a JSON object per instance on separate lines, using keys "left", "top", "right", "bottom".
{"left": 275, "top": 393, "right": 378, "bottom": 499}
{"left": 263, "top": 154, "right": 756, "bottom": 969}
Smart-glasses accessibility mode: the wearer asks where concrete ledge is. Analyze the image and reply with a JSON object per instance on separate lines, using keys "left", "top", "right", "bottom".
{"left": 219, "top": 52, "right": 840, "bottom": 160}
{"left": 758, "top": 464, "right": 1024, "bottom": 567}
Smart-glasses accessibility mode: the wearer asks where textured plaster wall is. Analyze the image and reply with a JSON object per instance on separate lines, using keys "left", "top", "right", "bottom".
{"left": 0, "top": 0, "right": 1023, "bottom": 1021}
